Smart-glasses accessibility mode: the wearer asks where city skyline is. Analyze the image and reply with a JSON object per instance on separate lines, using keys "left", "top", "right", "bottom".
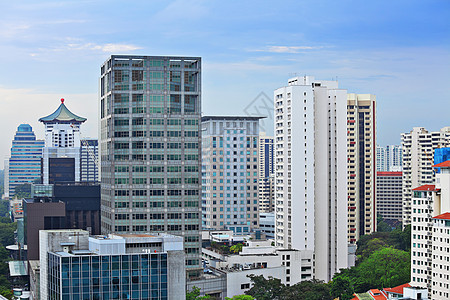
{"left": 1, "top": 0, "right": 450, "bottom": 167}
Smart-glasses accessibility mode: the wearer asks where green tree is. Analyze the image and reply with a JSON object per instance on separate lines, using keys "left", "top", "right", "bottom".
{"left": 329, "top": 271, "right": 354, "bottom": 300}
{"left": 14, "top": 183, "right": 31, "bottom": 199}
{"left": 245, "top": 275, "right": 284, "bottom": 300}
{"left": 282, "top": 279, "right": 331, "bottom": 300}
{"left": 230, "top": 243, "right": 243, "bottom": 254}
{"left": 186, "top": 286, "right": 212, "bottom": 300}
{"left": 355, "top": 247, "right": 410, "bottom": 290}
{"left": 225, "top": 295, "right": 255, "bottom": 300}
{"left": 358, "top": 238, "right": 387, "bottom": 261}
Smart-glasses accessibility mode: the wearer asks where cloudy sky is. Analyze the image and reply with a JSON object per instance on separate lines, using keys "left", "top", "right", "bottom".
{"left": 1, "top": 0, "right": 450, "bottom": 167}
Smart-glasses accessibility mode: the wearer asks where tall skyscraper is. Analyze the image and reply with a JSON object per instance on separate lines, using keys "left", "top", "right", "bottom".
{"left": 258, "top": 132, "right": 274, "bottom": 212}
{"left": 401, "top": 127, "right": 450, "bottom": 226}
{"left": 274, "top": 76, "right": 348, "bottom": 282}
{"left": 99, "top": 55, "right": 202, "bottom": 278}
{"left": 347, "top": 94, "right": 376, "bottom": 243}
{"left": 5, "top": 124, "right": 44, "bottom": 199}
{"left": 201, "top": 116, "right": 262, "bottom": 233}
{"left": 386, "top": 145, "right": 402, "bottom": 171}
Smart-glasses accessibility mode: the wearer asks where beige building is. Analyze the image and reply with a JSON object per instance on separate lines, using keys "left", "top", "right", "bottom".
{"left": 258, "top": 133, "right": 274, "bottom": 213}
{"left": 201, "top": 116, "right": 263, "bottom": 233}
{"left": 347, "top": 94, "right": 376, "bottom": 244}
{"left": 401, "top": 127, "right": 450, "bottom": 226}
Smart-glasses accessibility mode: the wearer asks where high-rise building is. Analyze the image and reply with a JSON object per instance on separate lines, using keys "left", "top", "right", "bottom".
{"left": 386, "top": 145, "right": 402, "bottom": 171}
{"left": 258, "top": 133, "right": 274, "bottom": 212}
{"left": 376, "top": 145, "right": 387, "bottom": 172}
{"left": 99, "top": 55, "right": 202, "bottom": 278}
{"left": 401, "top": 127, "right": 450, "bottom": 226}
{"left": 39, "top": 99, "right": 98, "bottom": 184}
{"left": 38, "top": 229, "right": 185, "bottom": 300}
{"left": 376, "top": 171, "right": 402, "bottom": 223}
{"left": 201, "top": 116, "right": 262, "bottom": 233}
{"left": 347, "top": 94, "right": 376, "bottom": 243}
{"left": 410, "top": 160, "right": 450, "bottom": 295}
{"left": 5, "top": 124, "right": 44, "bottom": 199}
{"left": 274, "top": 76, "right": 348, "bottom": 282}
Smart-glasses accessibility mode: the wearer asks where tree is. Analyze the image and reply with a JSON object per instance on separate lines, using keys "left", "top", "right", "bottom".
{"left": 14, "top": 183, "right": 31, "bottom": 199}
{"left": 230, "top": 243, "right": 243, "bottom": 254}
{"left": 329, "top": 272, "right": 354, "bottom": 300}
{"left": 282, "top": 279, "right": 331, "bottom": 300}
{"left": 186, "top": 286, "right": 212, "bottom": 300}
{"left": 245, "top": 275, "right": 284, "bottom": 300}
{"left": 225, "top": 295, "right": 255, "bottom": 300}
{"left": 355, "top": 247, "right": 410, "bottom": 290}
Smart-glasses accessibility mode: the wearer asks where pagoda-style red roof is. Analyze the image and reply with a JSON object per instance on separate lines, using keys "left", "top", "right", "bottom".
{"left": 433, "top": 160, "right": 450, "bottom": 168}
{"left": 433, "top": 212, "right": 450, "bottom": 220}
{"left": 412, "top": 185, "right": 436, "bottom": 191}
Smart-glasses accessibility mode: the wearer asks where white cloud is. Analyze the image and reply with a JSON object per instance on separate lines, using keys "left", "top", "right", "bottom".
{"left": 249, "top": 45, "right": 325, "bottom": 53}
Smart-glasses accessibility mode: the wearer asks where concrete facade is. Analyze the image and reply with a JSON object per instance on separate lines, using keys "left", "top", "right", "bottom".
{"left": 376, "top": 171, "right": 403, "bottom": 222}
{"left": 274, "top": 76, "right": 348, "bottom": 282}
{"left": 347, "top": 93, "right": 377, "bottom": 244}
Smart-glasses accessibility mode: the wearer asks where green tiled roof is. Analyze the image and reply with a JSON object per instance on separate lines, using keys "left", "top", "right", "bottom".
{"left": 39, "top": 100, "right": 87, "bottom": 123}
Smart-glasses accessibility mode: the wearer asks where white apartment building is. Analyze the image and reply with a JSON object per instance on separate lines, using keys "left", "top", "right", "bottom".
{"left": 411, "top": 160, "right": 450, "bottom": 295}
{"left": 376, "top": 145, "right": 387, "bottom": 172}
{"left": 402, "top": 127, "right": 450, "bottom": 226}
{"left": 201, "top": 116, "right": 262, "bottom": 234}
{"left": 347, "top": 93, "right": 376, "bottom": 243}
{"left": 274, "top": 76, "right": 348, "bottom": 282}
{"left": 431, "top": 212, "right": 450, "bottom": 300}
{"left": 258, "top": 133, "right": 274, "bottom": 213}
{"left": 386, "top": 145, "right": 403, "bottom": 172}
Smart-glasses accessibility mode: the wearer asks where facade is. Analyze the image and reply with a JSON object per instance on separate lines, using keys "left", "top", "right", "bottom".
{"left": 274, "top": 76, "right": 348, "bottom": 282}
{"left": 258, "top": 133, "right": 274, "bottom": 212}
{"left": 410, "top": 160, "right": 450, "bottom": 294}
{"left": 376, "top": 172, "right": 402, "bottom": 222}
{"left": 24, "top": 182, "right": 101, "bottom": 260}
{"left": 376, "top": 145, "right": 387, "bottom": 172}
{"left": 39, "top": 230, "right": 185, "bottom": 300}
{"left": 99, "top": 55, "right": 202, "bottom": 278}
{"left": 39, "top": 99, "right": 99, "bottom": 184}
{"left": 259, "top": 212, "right": 275, "bottom": 239}
{"left": 386, "top": 145, "right": 403, "bottom": 171}
{"left": 80, "top": 138, "right": 99, "bottom": 182}
{"left": 431, "top": 212, "right": 450, "bottom": 300}
{"left": 201, "top": 116, "right": 262, "bottom": 233}
{"left": 347, "top": 93, "right": 376, "bottom": 244}
{"left": 401, "top": 127, "right": 450, "bottom": 226}
{"left": 5, "top": 124, "right": 44, "bottom": 199}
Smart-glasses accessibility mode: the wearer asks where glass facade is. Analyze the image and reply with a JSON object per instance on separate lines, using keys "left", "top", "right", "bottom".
{"left": 7, "top": 124, "right": 44, "bottom": 198}
{"left": 99, "top": 56, "right": 202, "bottom": 278}
{"left": 48, "top": 252, "right": 168, "bottom": 300}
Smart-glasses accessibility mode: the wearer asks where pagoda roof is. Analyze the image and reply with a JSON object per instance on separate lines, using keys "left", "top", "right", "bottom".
{"left": 39, "top": 99, "right": 87, "bottom": 123}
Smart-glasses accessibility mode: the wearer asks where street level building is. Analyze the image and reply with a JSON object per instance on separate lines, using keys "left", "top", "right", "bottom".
{"left": 99, "top": 55, "right": 202, "bottom": 278}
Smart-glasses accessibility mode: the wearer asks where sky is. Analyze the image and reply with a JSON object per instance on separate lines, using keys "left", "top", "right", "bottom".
{"left": 1, "top": 0, "right": 450, "bottom": 167}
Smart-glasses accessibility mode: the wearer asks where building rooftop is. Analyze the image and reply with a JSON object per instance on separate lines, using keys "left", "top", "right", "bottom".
{"left": 433, "top": 160, "right": 450, "bottom": 168}
{"left": 433, "top": 212, "right": 450, "bottom": 220}
{"left": 202, "top": 116, "right": 266, "bottom": 122}
{"left": 384, "top": 283, "right": 411, "bottom": 295}
{"left": 39, "top": 98, "right": 87, "bottom": 123}
{"left": 376, "top": 171, "right": 402, "bottom": 176}
{"left": 412, "top": 184, "right": 437, "bottom": 191}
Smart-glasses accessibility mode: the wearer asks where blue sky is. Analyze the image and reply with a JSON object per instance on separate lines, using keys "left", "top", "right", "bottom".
{"left": 1, "top": 0, "right": 450, "bottom": 166}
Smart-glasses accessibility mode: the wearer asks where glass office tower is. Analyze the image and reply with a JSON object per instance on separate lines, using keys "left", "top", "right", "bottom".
{"left": 99, "top": 55, "right": 202, "bottom": 278}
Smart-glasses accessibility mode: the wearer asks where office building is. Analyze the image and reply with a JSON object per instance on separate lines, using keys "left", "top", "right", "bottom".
{"left": 274, "top": 76, "right": 348, "bottom": 282}
{"left": 258, "top": 133, "right": 274, "bottom": 212}
{"left": 201, "top": 116, "right": 262, "bottom": 233}
{"left": 38, "top": 229, "right": 185, "bottom": 300}
{"left": 410, "top": 160, "right": 450, "bottom": 294}
{"left": 99, "top": 55, "right": 202, "bottom": 278}
{"left": 401, "top": 127, "right": 450, "bottom": 226}
{"left": 4, "top": 124, "right": 44, "bottom": 199}
{"left": 24, "top": 182, "right": 101, "bottom": 260}
{"left": 347, "top": 93, "right": 376, "bottom": 243}
{"left": 376, "top": 172, "right": 402, "bottom": 223}
{"left": 39, "top": 99, "right": 98, "bottom": 184}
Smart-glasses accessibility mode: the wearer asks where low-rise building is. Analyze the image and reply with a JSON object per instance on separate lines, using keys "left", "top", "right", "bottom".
{"left": 37, "top": 229, "right": 185, "bottom": 300}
